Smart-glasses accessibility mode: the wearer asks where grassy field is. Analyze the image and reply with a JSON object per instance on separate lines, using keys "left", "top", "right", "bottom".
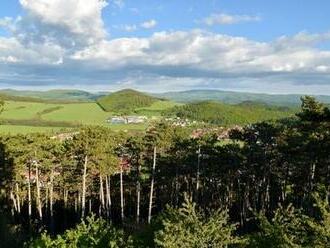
{"left": 0, "top": 98, "right": 293, "bottom": 134}
{"left": 135, "top": 101, "right": 182, "bottom": 117}
{"left": 43, "top": 102, "right": 110, "bottom": 125}
{"left": 0, "top": 100, "right": 176, "bottom": 134}
{"left": 0, "top": 125, "right": 67, "bottom": 134}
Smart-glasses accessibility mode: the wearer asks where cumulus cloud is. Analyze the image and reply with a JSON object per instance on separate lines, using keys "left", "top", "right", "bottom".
{"left": 18, "top": 0, "right": 108, "bottom": 49}
{"left": 201, "top": 13, "right": 261, "bottom": 26}
{"left": 0, "top": 1, "right": 330, "bottom": 93}
{"left": 141, "top": 19, "right": 157, "bottom": 29}
{"left": 70, "top": 30, "right": 330, "bottom": 76}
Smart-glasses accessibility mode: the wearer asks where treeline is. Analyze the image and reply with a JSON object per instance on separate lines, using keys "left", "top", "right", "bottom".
{"left": 30, "top": 195, "right": 330, "bottom": 247}
{"left": 0, "top": 118, "right": 79, "bottom": 128}
{"left": 163, "top": 100, "right": 294, "bottom": 125}
{"left": 0, "top": 96, "right": 329, "bottom": 247}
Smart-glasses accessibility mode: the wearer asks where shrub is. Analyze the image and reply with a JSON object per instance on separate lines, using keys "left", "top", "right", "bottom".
{"left": 28, "top": 215, "right": 133, "bottom": 248}
{"left": 154, "top": 196, "right": 244, "bottom": 248}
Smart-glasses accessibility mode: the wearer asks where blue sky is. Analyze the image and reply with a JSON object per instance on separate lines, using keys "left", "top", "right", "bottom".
{"left": 0, "top": 0, "right": 330, "bottom": 94}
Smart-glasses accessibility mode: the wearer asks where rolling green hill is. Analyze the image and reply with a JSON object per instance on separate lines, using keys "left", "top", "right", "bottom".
{"left": 164, "top": 101, "right": 295, "bottom": 126}
{"left": 97, "top": 89, "right": 160, "bottom": 113}
{"left": 0, "top": 89, "right": 105, "bottom": 102}
{"left": 0, "top": 88, "right": 302, "bottom": 134}
{"left": 156, "top": 90, "right": 330, "bottom": 106}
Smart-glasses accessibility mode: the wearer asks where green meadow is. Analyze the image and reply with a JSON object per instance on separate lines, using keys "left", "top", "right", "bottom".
{"left": 0, "top": 100, "right": 177, "bottom": 134}
{"left": 0, "top": 90, "right": 295, "bottom": 134}
{"left": 0, "top": 125, "right": 66, "bottom": 134}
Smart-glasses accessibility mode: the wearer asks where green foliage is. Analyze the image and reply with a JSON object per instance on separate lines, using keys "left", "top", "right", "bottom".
{"left": 154, "top": 196, "right": 243, "bottom": 248}
{"left": 28, "top": 215, "right": 132, "bottom": 248}
{"left": 306, "top": 194, "right": 330, "bottom": 247}
{"left": 296, "top": 96, "right": 330, "bottom": 122}
{"left": 248, "top": 195, "right": 330, "bottom": 248}
{"left": 97, "top": 89, "right": 159, "bottom": 113}
{"left": 164, "top": 101, "right": 293, "bottom": 125}
{"left": 248, "top": 205, "right": 312, "bottom": 248}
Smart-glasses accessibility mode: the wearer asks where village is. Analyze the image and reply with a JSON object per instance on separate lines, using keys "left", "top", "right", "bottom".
{"left": 107, "top": 115, "right": 198, "bottom": 127}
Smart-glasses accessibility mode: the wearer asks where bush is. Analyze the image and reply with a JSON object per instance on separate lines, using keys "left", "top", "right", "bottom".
{"left": 248, "top": 197, "right": 330, "bottom": 248}
{"left": 28, "top": 215, "right": 133, "bottom": 248}
{"left": 154, "top": 196, "right": 244, "bottom": 248}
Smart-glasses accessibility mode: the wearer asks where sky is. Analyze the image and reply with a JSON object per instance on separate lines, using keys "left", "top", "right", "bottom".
{"left": 0, "top": 0, "right": 330, "bottom": 94}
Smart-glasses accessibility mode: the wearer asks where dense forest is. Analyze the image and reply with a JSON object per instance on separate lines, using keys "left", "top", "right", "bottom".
{"left": 164, "top": 100, "right": 294, "bottom": 125}
{"left": 0, "top": 96, "right": 330, "bottom": 247}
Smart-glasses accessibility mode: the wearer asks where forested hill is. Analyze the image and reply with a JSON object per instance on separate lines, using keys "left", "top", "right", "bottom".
{"left": 156, "top": 89, "right": 330, "bottom": 106}
{"left": 3, "top": 88, "right": 330, "bottom": 107}
{"left": 97, "top": 89, "right": 160, "bottom": 113}
{"left": 164, "top": 100, "right": 295, "bottom": 125}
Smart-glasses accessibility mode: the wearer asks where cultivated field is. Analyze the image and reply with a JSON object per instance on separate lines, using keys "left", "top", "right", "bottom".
{"left": 0, "top": 125, "right": 66, "bottom": 134}
{"left": 0, "top": 100, "right": 177, "bottom": 134}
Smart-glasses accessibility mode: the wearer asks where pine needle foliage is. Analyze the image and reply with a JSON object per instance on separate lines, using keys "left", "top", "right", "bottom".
{"left": 155, "top": 195, "right": 244, "bottom": 248}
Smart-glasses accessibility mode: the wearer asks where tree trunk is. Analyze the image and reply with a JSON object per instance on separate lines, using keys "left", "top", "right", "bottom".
{"left": 196, "top": 146, "right": 201, "bottom": 190}
{"left": 10, "top": 189, "right": 17, "bottom": 214}
{"left": 28, "top": 163, "right": 32, "bottom": 219}
{"left": 81, "top": 155, "right": 88, "bottom": 218}
{"left": 35, "top": 162, "right": 43, "bottom": 220}
{"left": 99, "top": 174, "right": 105, "bottom": 216}
{"left": 16, "top": 183, "right": 21, "bottom": 214}
{"left": 74, "top": 196, "right": 78, "bottom": 213}
{"left": 50, "top": 168, "right": 54, "bottom": 218}
{"left": 310, "top": 163, "right": 316, "bottom": 191}
{"left": 120, "top": 161, "right": 124, "bottom": 222}
{"left": 148, "top": 146, "right": 157, "bottom": 224}
{"left": 136, "top": 164, "right": 141, "bottom": 224}
{"left": 105, "top": 175, "right": 111, "bottom": 218}
{"left": 45, "top": 186, "right": 48, "bottom": 212}
{"left": 50, "top": 168, "right": 54, "bottom": 233}
{"left": 175, "top": 164, "right": 179, "bottom": 207}
{"left": 64, "top": 189, "right": 68, "bottom": 209}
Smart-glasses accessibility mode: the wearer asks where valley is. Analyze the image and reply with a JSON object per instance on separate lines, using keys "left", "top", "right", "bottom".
{"left": 0, "top": 89, "right": 296, "bottom": 134}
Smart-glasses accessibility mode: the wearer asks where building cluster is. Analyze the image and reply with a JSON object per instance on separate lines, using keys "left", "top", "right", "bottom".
{"left": 191, "top": 125, "right": 243, "bottom": 140}
{"left": 50, "top": 132, "right": 80, "bottom": 141}
{"left": 164, "top": 117, "right": 197, "bottom": 127}
{"left": 107, "top": 116, "right": 148, "bottom": 124}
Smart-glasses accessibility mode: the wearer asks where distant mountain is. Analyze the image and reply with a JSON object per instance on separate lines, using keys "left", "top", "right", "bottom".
{"left": 0, "top": 89, "right": 106, "bottom": 102}
{"left": 3, "top": 88, "right": 330, "bottom": 107}
{"left": 155, "top": 90, "right": 330, "bottom": 106}
{"left": 97, "top": 89, "right": 160, "bottom": 113}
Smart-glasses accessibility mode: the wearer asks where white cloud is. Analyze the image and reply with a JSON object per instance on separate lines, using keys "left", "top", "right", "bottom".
{"left": 115, "top": 19, "right": 157, "bottom": 32}
{"left": 0, "top": 36, "right": 64, "bottom": 65}
{"left": 201, "top": 13, "right": 260, "bottom": 26}
{"left": 111, "top": 0, "right": 124, "bottom": 9}
{"left": 18, "top": 0, "right": 108, "bottom": 48}
{"left": 0, "top": 17, "right": 13, "bottom": 28}
{"left": 141, "top": 19, "right": 157, "bottom": 29}
{"left": 70, "top": 30, "right": 330, "bottom": 74}
{"left": 0, "top": 0, "right": 330, "bottom": 93}
{"left": 113, "top": 24, "right": 138, "bottom": 32}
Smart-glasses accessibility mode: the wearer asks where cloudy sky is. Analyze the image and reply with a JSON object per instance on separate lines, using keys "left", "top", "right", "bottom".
{"left": 0, "top": 0, "right": 330, "bottom": 94}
